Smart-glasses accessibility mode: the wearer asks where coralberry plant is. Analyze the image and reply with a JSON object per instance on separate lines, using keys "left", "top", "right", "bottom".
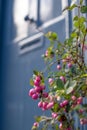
{"left": 29, "top": 0, "right": 87, "bottom": 130}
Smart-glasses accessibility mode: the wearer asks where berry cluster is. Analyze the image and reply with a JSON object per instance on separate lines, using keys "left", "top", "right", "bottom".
{"left": 80, "top": 118, "right": 87, "bottom": 125}
{"left": 60, "top": 100, "right": 69, "bottom": 108}
{"left": 38, "top": 100, "right": 54, "bottom": 111}
{"left": 71, "top": 96, "right": 83, "bottom": 108}
{"left": 29, "top": 76, "right": 48, "bottom": 99}
{"left": 29, "top": 75, "right": 55, "bottom": 111}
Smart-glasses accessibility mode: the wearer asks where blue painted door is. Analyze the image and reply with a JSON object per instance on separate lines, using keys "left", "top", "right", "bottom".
{"left": 1, "top": 0, "right": 86, "bottom": 130}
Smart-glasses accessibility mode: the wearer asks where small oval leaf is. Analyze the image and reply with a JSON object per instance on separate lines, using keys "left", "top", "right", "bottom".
{"left": 56, "top": 79, "right": 64, "bottom": 90}
{"left": 81, "top": 6, "right": 87, "bottom": 13}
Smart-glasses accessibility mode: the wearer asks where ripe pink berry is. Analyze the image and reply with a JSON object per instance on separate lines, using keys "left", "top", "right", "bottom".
{"left": 42, "top": 102, "right": 48, "bottom": 110}
{"left": 60, "top": 102, "right": 64, "bottom": 108}
{"left": 46, "top": 101, "right": 54, "bottom": 109}
{"left": 79, "top": 109, "right": 84, "bottom": 114}
{"left": 42, "top": 92, "right": 48, "bottom": 98}
{"left": 29, "top": 88, "right": 36, "bottom": 97}
{"left": 80, "top": 120, "right": 84, "bottom": 125}
{"left": 77, "top": 97, "right": 83, "bottom": 104}
{"left": 48, "top": 95, "right": 54, "bottom": 101}
{"left": 38, "top": 101, "right": 43, "bottom": 108}
{"left": 34, "top": 80, "right": 40, "bottom": 86}
{"left": 62, "top": 100, "right": 68, "bottom": 106}
{"left": 48, "top": 78, "right": 54, "bottom": 85}
{"left": 60, "top": 76, "right": 66, "bottom": 83}
{"left": 71, "top": 95, "right": 76, "bottom": 101}
{"left": 68, "top": 62, "right": 72, "bottom": 68}
{"left": 45, "top": 50, "right": 48, "bottom": 57}
{"left": 33, "top": 122, "right": 39, "bottom": 127}
{"left": 52, "top": 112, "right": 58, "bottom": 118}
{"left": 40, "top": 85, "right": 46, "bottom": 90}
{"left": 57, "top": 65, "right": 61, "bottom": 70}
{"left": 62, "top": 59, "right": 66, "bottom": 63}
{"left": 80, "top": 118, "right": 87, "bottom": 125}
{"left": 32, "top": 93, "right": 38, "bottom": 100}
{"left": 35, "top": 76, "right": 41, "bottom": 83}
{"left": 35, "top": 87, "right": 41, "bottom": 93}
{"left": 59, "top": 123, "right": 63, "bottom": 129}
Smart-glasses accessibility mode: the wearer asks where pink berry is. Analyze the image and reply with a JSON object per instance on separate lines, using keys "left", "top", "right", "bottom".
{"left": 42, "top": 102, "right": 48, "bottom": 110}
{"left": 29, "top": 88, "right": 36, "bottom": 97}
{"left": 48, "top": 78, "right": 54, "bottom": 85}
{"left": 80, "top": 118, "right": 87, "bottom": 125}
{"left": 34, "top": 80, "right": 40, "bottom": 86}
{"left": 60, "top": 76, "right": 66, "bottom": 83}
{"left": 71, "top": 95, "right": 76, "bottom": 101}
{"left": 47, "top": 101, "right": 54, "bottom": 109}
{"left": 52, "top": 112, "right": 58, "bottom": 118}
{"left": 68, "top": 62, "right": 72, "bottom": 68}
{"left": 40, "top": 85, "right": 46, "bottom": 90}
{"left": 35, "top": 87, "right": 41, "bottom": 93}
{"left": 35, "top": 76, "right": 41, "bottom": 83}
{"left": 77, "top": 97, "right": 83, "bottom": 104}
{"left": 48, "top": 95, "right": 54, "bottom": 101}
{"left": 60, "top": 102, "right": 64, "bottom": 108}
{"left": 33, "top": 122, "right": 39, "bottom": 127}
{"left": 79, "top": 109, "right": 84, "bottom": 114}
{"left": 62, "top": 59, "right": 66, "bottom": 63}
{"left": 59, "top": 123, "right": 63, "bottom": 129}
{"left": 63, "top": 100, "right": 68, "bottom": 106}
{"left": 32, "top": 93, "right": 38, "bottom": 100}
{"left": 57, "top": 65, "right": 61, "bottom": 70}
{"left": 42, "top": 92, "right": 48, "bottom": 98}
{"left": 45, "top": 50, "right": 48, "bottom": 57}
{"left": 38, "top": 101, "right": 43, "bottom": 108}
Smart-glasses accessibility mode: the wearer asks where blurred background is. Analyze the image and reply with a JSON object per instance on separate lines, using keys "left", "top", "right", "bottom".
{"left": 0, "top": 0, "right": 87, "bottom": 130}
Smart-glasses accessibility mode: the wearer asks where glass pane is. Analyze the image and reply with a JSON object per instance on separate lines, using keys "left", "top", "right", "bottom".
{"left": 13, "top": 0, "right": 29, "bottom": 41}
{"left": 40, "top": 0, "right": 62, "bottom": 22}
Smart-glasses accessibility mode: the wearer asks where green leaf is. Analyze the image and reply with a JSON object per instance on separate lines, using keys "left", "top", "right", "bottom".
{"left": 64, "top": 80, "right": 69, "bottom": 89}
{"left": 33, "top": 70, "right": 39, "bottom": 75}
{"left": 56, "top": 79, "right": 64, "bottom": 90}
{"left": 80, "top": 0, "right": 83, "bottom": 5}
{"left": 66, "top": 86, "right": 74, "bottom": 94}
{"left": 73, "top": 16, "right": 78, "bottom": 21}
{"left": 66, "top": 80, "right": 77, "bottom": 94}
{"left": 79, "top": 17, "right": 86, "bottom": 23}
{"left": 69, "top": 80, "right": 77, "bottom": 88}
{"left": 35, "top": 116, "right": 42, "bottom": 122}
{"left": 81, "top": 6, "right": 87, "bottom": 13}
{"left": 52, "top": 103, "right": 59, "bottom": 112}
{"left": 55, "top": 124, "right": 59, "bottom": 130}
{"left": 45, "top": 32, "right": 58, "bottom": 41}
{"left": 71, "top": 32, "right": 77, "bottom": 38}
{"left": 74, "top": 21, "right": 79, "bottom": 28}
{"left": 74, "top": 105, "right": 82, "bottom": 110}
{"left": 32, "top": 126, "right": 38, "bottom": 130}
{"left": 30, "top": 79, "right": 34, "bottom": 86}
{"left": 81, "top": 74, "right": 87, "bottom": 78}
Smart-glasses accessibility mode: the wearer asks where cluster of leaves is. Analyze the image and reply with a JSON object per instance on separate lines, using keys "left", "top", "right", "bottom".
{"left": 29, "top": 0, "right": 87, "bottom": 130}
